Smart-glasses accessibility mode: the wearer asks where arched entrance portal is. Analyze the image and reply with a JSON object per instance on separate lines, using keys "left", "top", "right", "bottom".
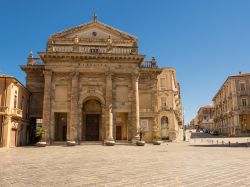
{"left": 82, "top": 99, "right": 102, "bottom": 141}
{"left": 161, "top": 116, "right": 169, "bottom": 140}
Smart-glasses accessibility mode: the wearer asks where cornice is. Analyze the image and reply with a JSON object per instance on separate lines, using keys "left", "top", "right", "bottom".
{"left": 38, "top": 52, "right": 145, "bottom": 63}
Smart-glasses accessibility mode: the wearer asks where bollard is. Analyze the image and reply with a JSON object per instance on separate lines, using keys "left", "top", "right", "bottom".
{"left": 212, "top": 140, "right": 213, "bottom": 144}
{"left": 217, "top": 140, "right": 218, "bottom": 144}
{"left": 229, "top": 141, "right": 230, "bottom": 147}
{"left": 222, "top": 140, "right": 224, "bottom": 145}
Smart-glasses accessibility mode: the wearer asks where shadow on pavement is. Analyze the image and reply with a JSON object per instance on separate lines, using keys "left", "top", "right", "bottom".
{"left": 189, "top": 143, "right": 250, "bottom": 148}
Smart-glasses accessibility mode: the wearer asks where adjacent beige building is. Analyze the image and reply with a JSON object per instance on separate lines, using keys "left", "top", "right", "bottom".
{"left": 189, "top": 116, "right": 199, "bottom": 129}
{"left": 213, "top": 73, "right": 250, "bottom": 137}
{"left": 0, "top": 74, "right": 30, "bottom": 148}
{"left": 20, "top": 16, "right": 183, "bottom": 145}
{"left": 197, "top": 105, "right": 215, "bottom": 131}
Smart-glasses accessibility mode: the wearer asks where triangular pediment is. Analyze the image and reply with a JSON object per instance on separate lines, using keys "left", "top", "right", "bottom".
{"left": 50, "top": 21, "right": 137, "bottom": 41}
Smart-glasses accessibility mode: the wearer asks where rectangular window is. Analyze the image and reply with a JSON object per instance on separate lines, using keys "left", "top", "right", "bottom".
{"left": 161, "top": 97, "right": 166, "bottom": 106}
{"left": 20, "top": 96, "right": 24, "bottom": 109}
{"left": 14, "top": 95, "right": 17, "bottom": 108}
{"left": 242, "top": 98, "right": 247, "bottom": 106}
{"left": 240, "top": 83, "right": 246, "bottom": 91}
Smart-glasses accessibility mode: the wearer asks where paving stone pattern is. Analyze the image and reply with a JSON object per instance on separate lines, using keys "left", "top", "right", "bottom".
{"left": 0, "top": 142, "right": 250, "bottom": 187}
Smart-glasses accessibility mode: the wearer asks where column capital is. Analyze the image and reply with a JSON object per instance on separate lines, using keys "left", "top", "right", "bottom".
{"left": 43, "top": 70, "right": 52, "bottom": 77}
{"left": 105, "top": 71, "right": 113, "bottom": 78}
{"left": 132, "top": 72, "right": 140, "bottom": 81}
{"left": 71, "top": 71, "right": 79, "bottom": 80}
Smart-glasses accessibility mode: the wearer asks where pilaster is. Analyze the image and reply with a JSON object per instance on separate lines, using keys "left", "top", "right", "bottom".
{"left": 68, "top": 71, "right": 79, "bottom": 145}
{"left": 104, "top": 71, "right": 115, "bottom": 145}
{"left": 131, "top": 72, "right": 140, "bottom": 143}
{"left": 42, "top": 70, "right": 52, "bottom": 144}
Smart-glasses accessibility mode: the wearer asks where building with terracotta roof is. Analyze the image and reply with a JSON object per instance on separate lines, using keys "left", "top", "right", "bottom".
{"left": 212, "top": 72, "right": 250, "bottom": 137}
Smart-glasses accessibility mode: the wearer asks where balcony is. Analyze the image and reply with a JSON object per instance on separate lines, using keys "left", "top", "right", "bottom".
{"left": 11, "top": 108, "right": 23, "bottom": 118}
{"left": 0, "top": 106, "right": 9, "bottom": 115}
{"left": 0, "top": 107, "right": 23, "bottom": 118}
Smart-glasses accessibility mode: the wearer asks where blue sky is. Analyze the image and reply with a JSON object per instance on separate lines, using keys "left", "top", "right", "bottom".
{"left": 1, "top": 0, "right": 250, "bottom": 124}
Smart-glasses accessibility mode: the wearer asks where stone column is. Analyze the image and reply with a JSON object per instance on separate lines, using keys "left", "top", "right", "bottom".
{"left": 104, "top": 71, "right": 115, "bottom": 146}
{"left": 42, "top": 70, "right": 52, "bottom": 145}
{"left": 101, "top": 105, "right": 106, "bottom": 140}
{"left": 108, "top": 106, "right": 113, "bottom": 139}
{"left": 132, "top": 73, "right": 140, "bottom": 143}
{"left": 68, "top": 71, "right": 79, "bottom": 146}
{"left": 78, "top": 103, "right": 82, "bottom": 142}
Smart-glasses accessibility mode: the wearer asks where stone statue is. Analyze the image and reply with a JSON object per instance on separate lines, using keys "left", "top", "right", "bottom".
{"left": 107, "top": 36, "right": 113, "bottom": 53}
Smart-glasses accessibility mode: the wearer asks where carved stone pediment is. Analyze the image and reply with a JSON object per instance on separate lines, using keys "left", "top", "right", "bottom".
{"left": 50, "top": 21, "right": 137, "bottom": 42}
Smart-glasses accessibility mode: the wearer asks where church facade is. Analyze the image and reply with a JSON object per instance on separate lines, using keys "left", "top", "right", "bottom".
{"left": 21, "top": 17, "right": 183, "bottom": 145}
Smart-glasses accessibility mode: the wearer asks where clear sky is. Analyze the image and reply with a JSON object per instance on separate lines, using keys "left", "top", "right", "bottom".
{"left": 1, "top": 0, "right": 250, "bottom": 124}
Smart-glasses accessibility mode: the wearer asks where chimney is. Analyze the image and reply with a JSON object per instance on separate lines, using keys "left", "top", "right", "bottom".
{"left": 239, "top": 71, "right": 242, "bottom": 75}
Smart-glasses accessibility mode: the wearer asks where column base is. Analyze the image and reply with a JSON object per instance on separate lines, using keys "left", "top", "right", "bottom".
{"left": 136, "top": 140, "right": 145, "bottom": 146}
{"left": 104, "top": 139, "right": 115, "bottom": 146}
{"left": 66, "top": 141, "right": 76, "bottom": 146}
{"left": 132, "top": 135, "right": 140, "bottom": 144}
{"left": 36, "top": 141, "right": 47, "bottom": 147}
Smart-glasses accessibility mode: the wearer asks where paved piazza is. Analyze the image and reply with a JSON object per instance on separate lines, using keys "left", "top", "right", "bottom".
{"left": 0, "top": 142, "right": 250, "bottom": 187}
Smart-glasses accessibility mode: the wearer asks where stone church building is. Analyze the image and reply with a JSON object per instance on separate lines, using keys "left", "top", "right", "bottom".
{"left": 21, "top": 16, "right": 183, "bottom": 145}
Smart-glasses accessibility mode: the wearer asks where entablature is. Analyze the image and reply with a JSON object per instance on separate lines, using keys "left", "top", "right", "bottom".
{"left": 39, "top": 52, "right": 144, "bottom": 64}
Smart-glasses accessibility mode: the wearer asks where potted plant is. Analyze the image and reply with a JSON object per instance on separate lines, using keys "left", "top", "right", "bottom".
{"left": 152, "top": 132, "right": 162, "bottom": 145}
{"left": 35, "top": 127, "right": 46, "bottom": 147}
{"left": 136, "top": 127, "right": 146, "bottom": 146}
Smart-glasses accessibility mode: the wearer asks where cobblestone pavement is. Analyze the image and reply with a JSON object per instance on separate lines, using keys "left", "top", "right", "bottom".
{"left": 0, "top": 142, "right": 250, "bottom": 187}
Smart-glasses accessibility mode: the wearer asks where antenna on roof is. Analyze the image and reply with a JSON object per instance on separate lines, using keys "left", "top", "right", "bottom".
{"left": 93, "top": 13, "right": 97, "bottom": 22}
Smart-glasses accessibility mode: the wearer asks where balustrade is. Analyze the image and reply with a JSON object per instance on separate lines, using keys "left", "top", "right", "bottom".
{"left": 0, "top": 106, "right": 9, "bottom": 114}
{"left": 52, "top": 45, "right": 134, "bottom": 54}
{"left": 11, "top": 108, "right": 23, "bottom": 118}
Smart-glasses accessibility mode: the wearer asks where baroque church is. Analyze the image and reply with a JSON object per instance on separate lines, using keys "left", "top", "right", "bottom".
{"left": 21, "top": 15, "right": 183, "bottom": 145}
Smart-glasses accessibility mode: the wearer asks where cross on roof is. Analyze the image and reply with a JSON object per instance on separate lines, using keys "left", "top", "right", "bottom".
{"left": 93, "top": 13, "right": 97, "bottom": 22}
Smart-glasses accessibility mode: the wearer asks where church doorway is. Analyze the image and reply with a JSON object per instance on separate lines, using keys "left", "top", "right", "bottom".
{"left": 82, "top": 99, "right": 102, "bottom": 141}
{"left": 86, "top": 114, "right": 100, "bottom": 141}
{"left": 54, "top": 113, "right": 67, "bottom": 141}
{"left": 115, "top": 112, "right": 128, "bottom": 140}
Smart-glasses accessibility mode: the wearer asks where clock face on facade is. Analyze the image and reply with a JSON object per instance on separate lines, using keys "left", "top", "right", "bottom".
{"left": 92, "top": 31, "right": 97, "bottom": 37}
